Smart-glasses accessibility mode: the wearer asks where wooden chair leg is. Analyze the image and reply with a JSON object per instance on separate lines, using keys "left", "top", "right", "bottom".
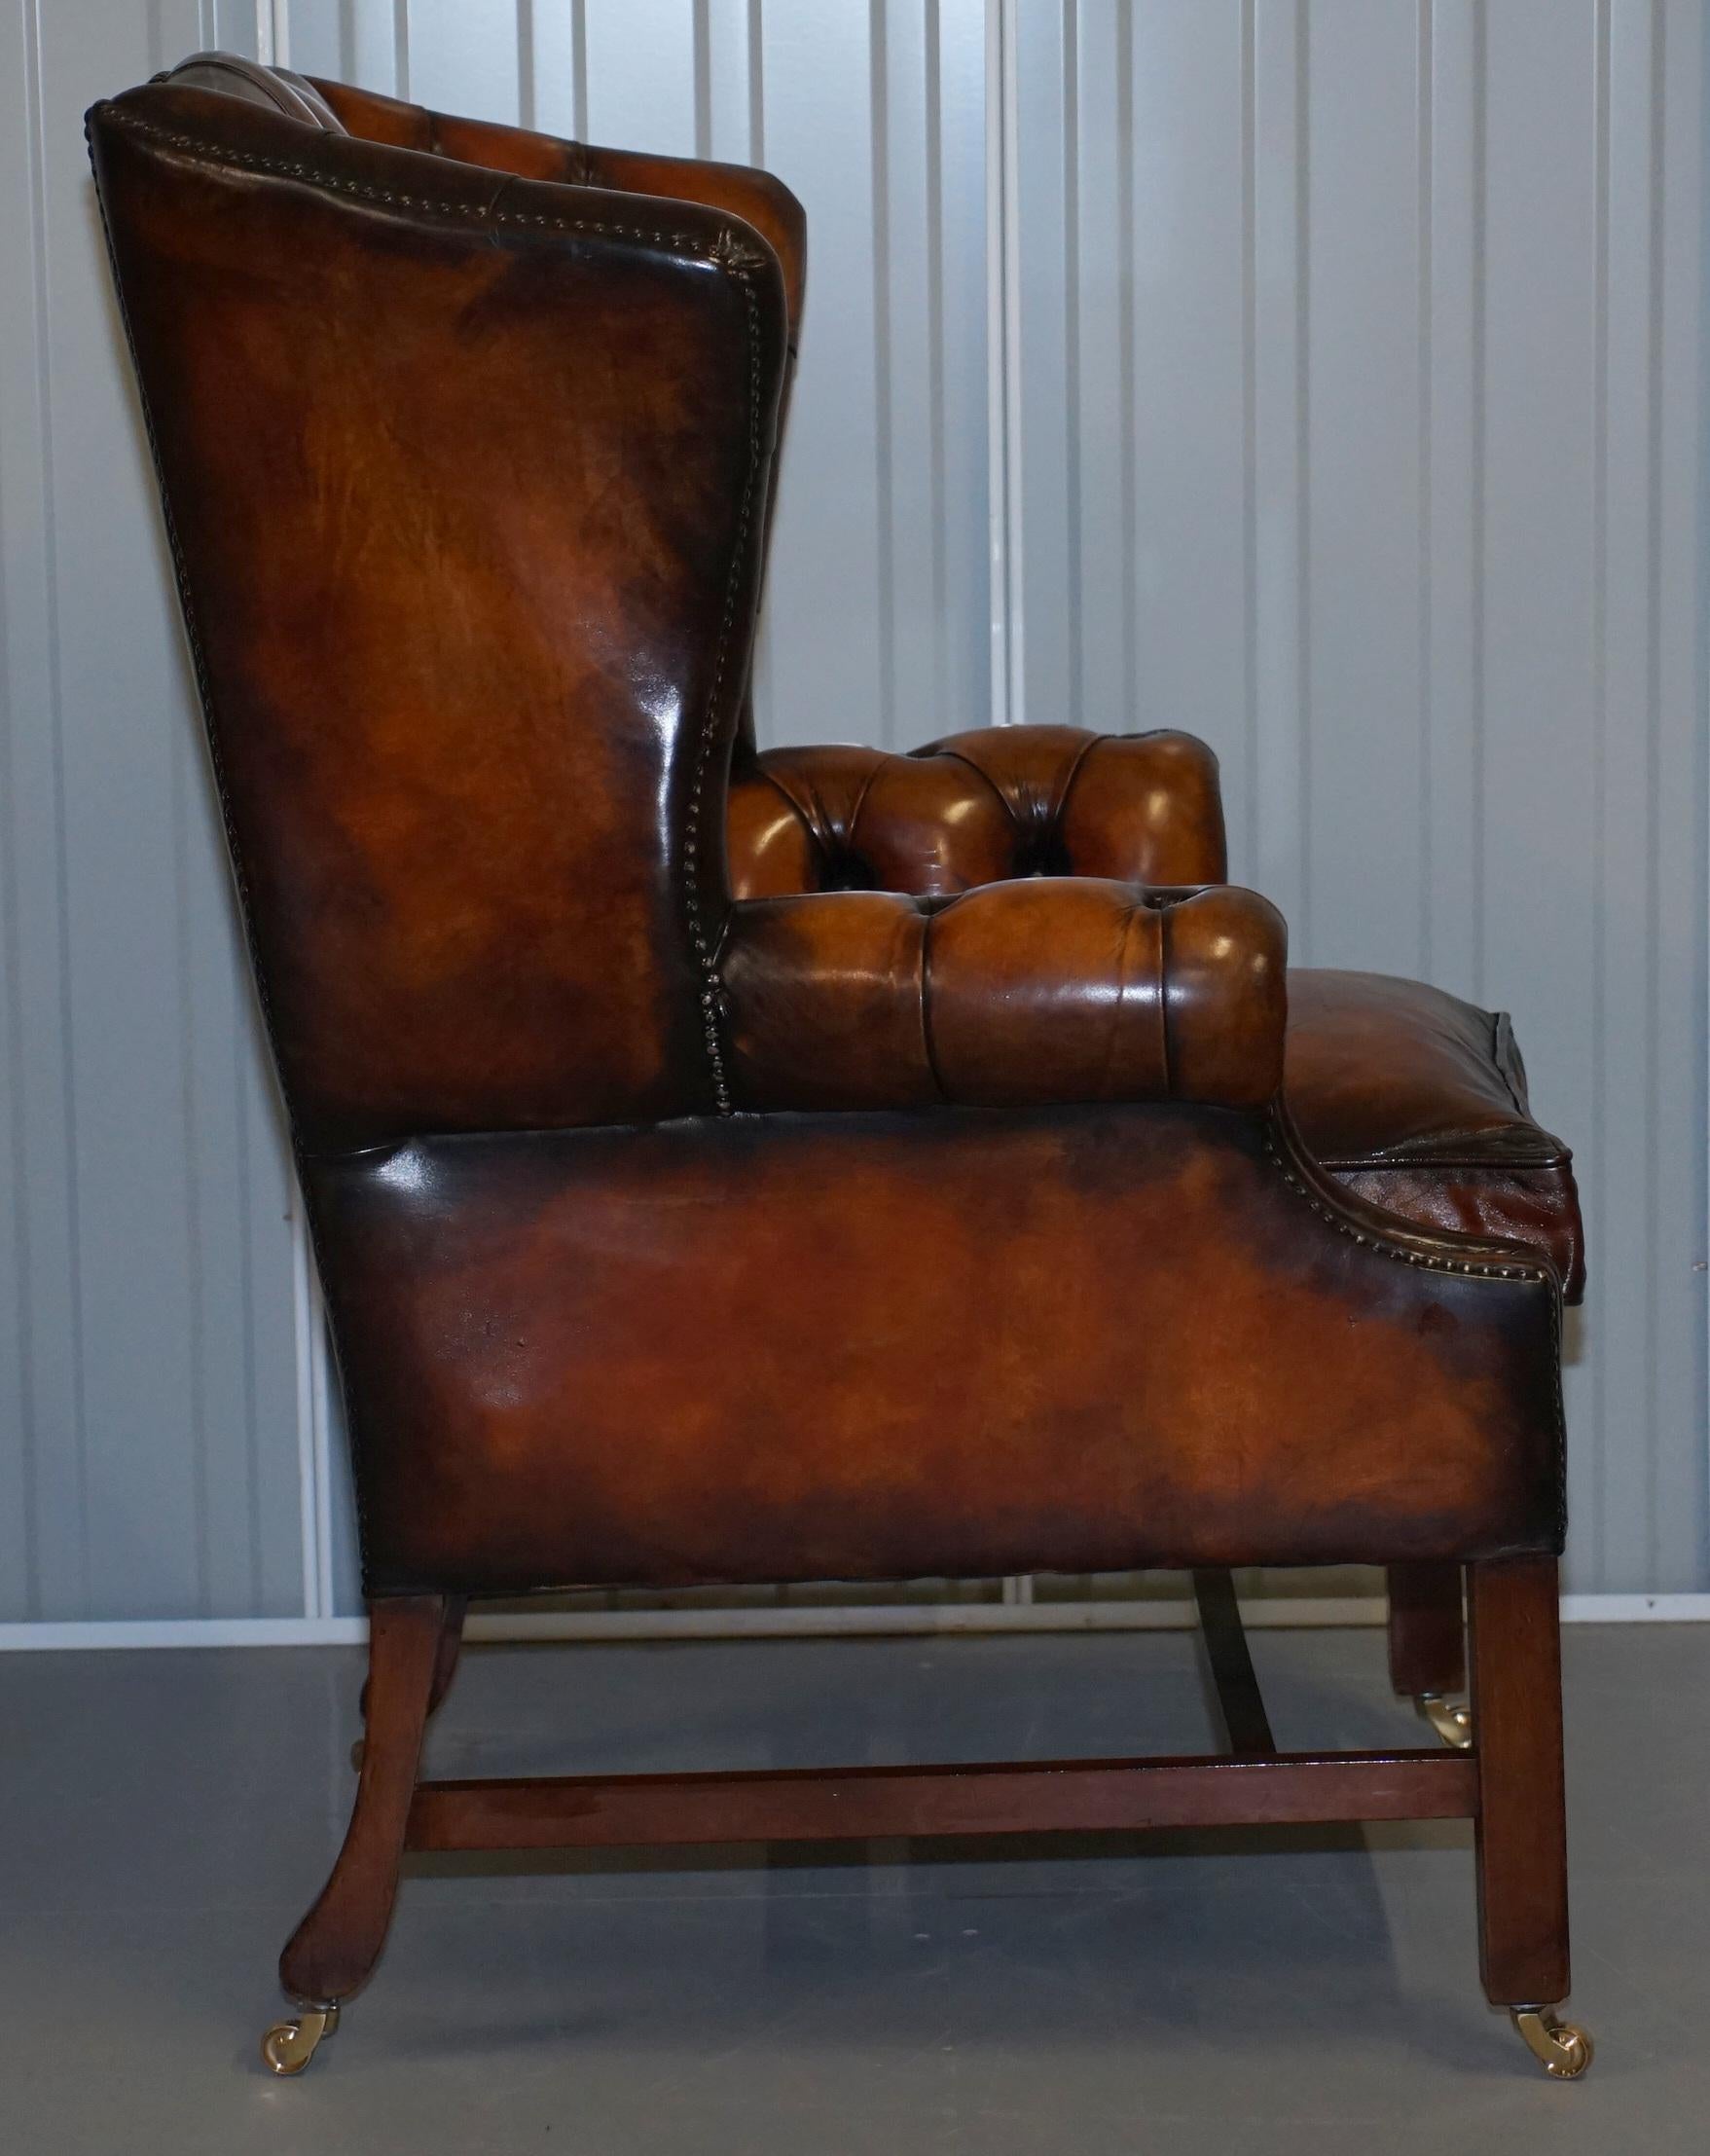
{"left": 1388, "top": 1562, "right": 1470, "bottom": 1747}
{"left": 350, "top": 1593, "right": 466, "bottom": 1771}
{"left": 1191, "top": 1569, "right": 1275, "bottom": 1754}
{"left": 1387, "top": 1562, "right": 1464, "bottom": 1694}
{"left": 263, "top": 1594, "right": 445, "bottom": 2075}
{"left": 1467, "top": 1557, "right": 1592, "bottom": 2077}
{"left": 428, "top": 1595, "right": 469, "bottom": 1715}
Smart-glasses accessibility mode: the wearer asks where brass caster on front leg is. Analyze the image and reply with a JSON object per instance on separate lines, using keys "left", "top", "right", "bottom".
{"left": 1511, "top": 2007, "right": 1593, "bottom": 2079}
{"left": 1417, "top": 1691, "right": 1473, "bottom": 1750}
{"left": 261, "top": 2002, "right": 340, "bottom": 2077}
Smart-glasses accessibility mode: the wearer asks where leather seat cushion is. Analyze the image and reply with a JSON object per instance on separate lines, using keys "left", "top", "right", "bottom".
{"left": 1288, "top": 969, "right": 1583, "bottom": 1301}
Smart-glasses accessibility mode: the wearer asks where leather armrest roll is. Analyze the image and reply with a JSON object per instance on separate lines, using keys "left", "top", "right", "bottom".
{"left": 719, "top": 879, "right": 1287, "bottom": 1113}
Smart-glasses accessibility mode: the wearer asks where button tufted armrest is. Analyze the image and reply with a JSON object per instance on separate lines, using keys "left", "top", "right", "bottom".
{"left": 727, "top": 726, "right": 1227, "bottom": 898}
{"left": 719, "top": 878, "right": 1286, "bottom": 1113}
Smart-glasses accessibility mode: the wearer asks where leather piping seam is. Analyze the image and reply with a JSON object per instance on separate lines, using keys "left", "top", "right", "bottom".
{"left": 1259, "top": 1123, "right": 1565, "bottom": 1553}
{"left": 1315, "top": 1152, "right": 1570, "bottom": 1173}
{"left": 684, "top": 268, "right": 765, "bottom": 1114}
{"left": 1260, "top": 1125, "right": 1554, "bottom": 1285}
{"left": 94, "top": 106, "right": 770, "bottom": 269}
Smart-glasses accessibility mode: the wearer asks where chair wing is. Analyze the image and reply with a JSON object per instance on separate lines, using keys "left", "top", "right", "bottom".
{"left": 89, "top": 82, "right": 790, "bottom": 1150}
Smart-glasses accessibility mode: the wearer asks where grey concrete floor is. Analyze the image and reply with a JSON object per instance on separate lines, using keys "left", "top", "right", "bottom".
{"left": 0, "top": 1623, "right": 1704, "bottom": 2154}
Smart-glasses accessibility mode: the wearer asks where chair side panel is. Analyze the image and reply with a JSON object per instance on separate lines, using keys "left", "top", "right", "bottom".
{"left": 306, "top": 1104, "right": 1566, "bottom": 1595}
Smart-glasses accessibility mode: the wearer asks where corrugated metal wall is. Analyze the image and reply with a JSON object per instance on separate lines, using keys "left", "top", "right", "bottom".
{"left": 0, "top": 1, "right": 1703, "bottom": 1628}
{"left": 1006, "top": 0, "right": 1707, "bottom": 1593}
{"left": 0, "top": 0, "right": 309, "bottom": 1622}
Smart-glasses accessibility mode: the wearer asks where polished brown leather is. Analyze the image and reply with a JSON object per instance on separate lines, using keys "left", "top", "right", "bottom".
{"left": 727, "top": 728, "right": 1228, "bottom": 896}
{"left": 91, "top": 78, "right": 789, "bottom": 1146}
{"left": 304, "top": 76, "right": 808, "bottom": 338}
{"left": 722, "top": 882, "right": 1286, "bottom": 1112}
{"left": 91, "top": 58, "right": 1575, "bottom": 1602}
{"left": 1287, "top": 970, "right": 1584, "bottom": 1303}
{"left": 164, "top": 55, "right": 810, "bottom": 337}
{"left": 721, "top": 742, "right": 1583, "bottom": 1294}
{"left": 308, "top": 1107, "right": 1562, "bottom": 1594}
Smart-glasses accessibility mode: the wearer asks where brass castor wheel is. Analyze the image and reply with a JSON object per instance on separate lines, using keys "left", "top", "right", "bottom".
{"left": 1511, "top": 2007, "right": 1594, "bottom": 2079}
{"left": 261, "top": 2002, "right": 340, "bottom": 2076}
{"left": 1416, "top": 1691, "right": 1474, "bottom": 1750}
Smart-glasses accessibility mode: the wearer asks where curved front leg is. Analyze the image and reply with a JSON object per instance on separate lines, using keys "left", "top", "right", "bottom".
{"left": 264, "top": 1594, "right": 445, "bottom": 2072}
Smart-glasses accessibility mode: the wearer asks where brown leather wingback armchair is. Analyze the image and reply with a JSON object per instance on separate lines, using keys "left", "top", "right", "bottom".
{"left": 88, "top": 53, "right": 1591, "bottom": 2083}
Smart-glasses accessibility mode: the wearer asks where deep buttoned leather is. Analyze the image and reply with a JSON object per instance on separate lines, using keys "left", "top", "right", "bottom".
{"left": 91, "top": 55, "right": 1575, "bottom": 1602}
{"left": 720, "top": 744, "right": 1583, "bottom": 1295}
{"left": 728, "top": 728, "right": 1228, "bottom": 896}
{"left": 721, "top": 880, "right": 1287, "bottom": 1111}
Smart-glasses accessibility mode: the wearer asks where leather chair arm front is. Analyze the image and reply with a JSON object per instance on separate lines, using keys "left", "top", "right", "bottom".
{"left": 718, "top": 878, "right": 1287, "bottom": 1112}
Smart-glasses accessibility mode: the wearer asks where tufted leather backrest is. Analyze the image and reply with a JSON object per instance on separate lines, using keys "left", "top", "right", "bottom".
{"left": 728, "top": 727, "right": 1227, "bottom": 899}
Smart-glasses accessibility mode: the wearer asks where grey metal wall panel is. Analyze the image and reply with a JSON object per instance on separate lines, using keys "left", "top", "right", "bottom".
{"left": 0, "top": 0, "right": 305, "bottom": 1622}
{"left": 1011, "top": 0, "right": 1708, "bottom": 1594}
